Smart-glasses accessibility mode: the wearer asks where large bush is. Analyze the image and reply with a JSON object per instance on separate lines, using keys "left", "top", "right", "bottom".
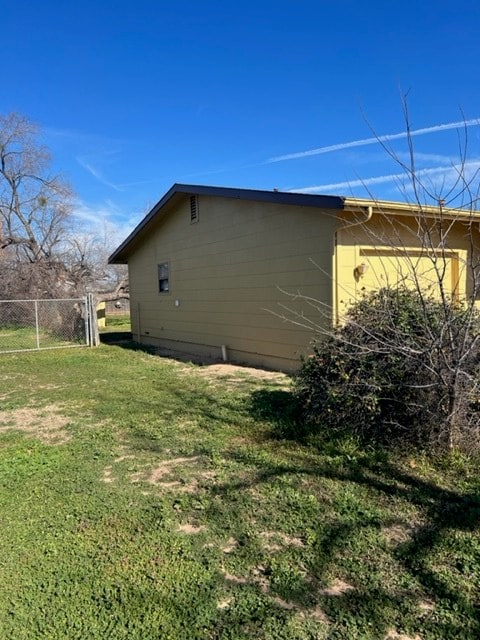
{"left": 295, "top": 287, "right": 480, "bottom": 453}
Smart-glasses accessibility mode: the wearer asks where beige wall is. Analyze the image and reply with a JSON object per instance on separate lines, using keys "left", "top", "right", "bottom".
{"left": 127, "top": 195, "right": 337, "bottom": 370}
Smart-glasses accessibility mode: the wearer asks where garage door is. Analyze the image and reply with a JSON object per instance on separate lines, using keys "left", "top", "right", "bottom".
{"left": 356, "top": 248, "right": 460, "bottom": 301}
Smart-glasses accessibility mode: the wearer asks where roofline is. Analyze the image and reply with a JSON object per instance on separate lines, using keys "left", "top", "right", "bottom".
{"left": 108, "top": 185, "right": 480, "bottom": 264}
{"left": 108, "top": 183, "right": 345, "bottom": 263}
{"left": 343, "top": 196, "right": 480, "bottom": 219}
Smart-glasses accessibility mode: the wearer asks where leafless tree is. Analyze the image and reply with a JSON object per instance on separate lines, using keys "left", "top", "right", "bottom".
{"left": 0, "top": 113, "right": 73, "bottom": 264}
{"left": 0, "top": 112, "right": 128, "bottom": 303}
{"left": 61, "top": 228, "right": 129, "bottom": 302}
{"left": 274, "top": 102, "right": 480, "bottom": 453}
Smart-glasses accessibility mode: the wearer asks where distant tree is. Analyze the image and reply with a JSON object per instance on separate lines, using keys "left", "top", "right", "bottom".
{"left": 61, "top": 227, "right": 129, "bottom": 302}
{"left": 0, "top": 112, "right": 128, "bottom": 302}
{"left": 0, "top": 113, "right": 73, "bottom": 262}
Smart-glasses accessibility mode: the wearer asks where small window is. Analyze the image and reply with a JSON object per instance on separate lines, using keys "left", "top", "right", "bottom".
{"left": 158, "top": 262, "right": 169, "bottom": 293}
{"left": 190, "top": 195, "right": 199, "bottom": 223}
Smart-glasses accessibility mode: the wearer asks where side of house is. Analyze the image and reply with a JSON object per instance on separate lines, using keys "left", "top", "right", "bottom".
{"left": 110, "top": 185, "right": 480, "bottom": 371}
{"left": 111, "top": 186, "right": 341, "bottom": 371}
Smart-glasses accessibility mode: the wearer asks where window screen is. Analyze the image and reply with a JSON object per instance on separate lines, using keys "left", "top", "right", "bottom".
{"left": 158, "top": 262, "right": 169, "bottom": 292}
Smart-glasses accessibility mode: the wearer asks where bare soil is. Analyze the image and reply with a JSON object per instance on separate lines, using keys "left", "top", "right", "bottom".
{"left": 0, "top": 404, "right": 71, "bottom": 444}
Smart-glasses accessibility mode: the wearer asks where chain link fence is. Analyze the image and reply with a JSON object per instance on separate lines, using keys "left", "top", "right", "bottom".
{"left": 0, "top": 296, "right": 98, "bottom": 354}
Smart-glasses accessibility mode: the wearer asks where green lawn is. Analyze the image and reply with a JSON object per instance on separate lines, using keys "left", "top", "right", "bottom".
{"left": 0, "top": 344, "right": 479, "bottom": 639}
{"left": 0, "top": 325, "right": 87, "bottom": 352}
{"left": 102, "top": 314, "right": 131, "bottom": 332}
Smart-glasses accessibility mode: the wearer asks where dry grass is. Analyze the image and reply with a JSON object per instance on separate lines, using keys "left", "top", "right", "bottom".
{"left": 0, "top": 404, "right": 71, "bottom": 444}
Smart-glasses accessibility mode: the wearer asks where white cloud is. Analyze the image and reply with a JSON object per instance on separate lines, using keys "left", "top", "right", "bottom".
{"left": 267, "top": 118, "right": 480, "bottom": 164}
{"left": 289, "top": 161, "right": 480, "bottom": 195}
{"left": 71, "top": 200, "right": 138, "bottom": 249}
{"left": 394, "top": 151, "right": 456, "bottom": 165}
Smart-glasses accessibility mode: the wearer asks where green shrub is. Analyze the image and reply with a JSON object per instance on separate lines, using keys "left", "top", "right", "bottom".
{"left": 295, "top": 287, "right": 480, "bottom": 453}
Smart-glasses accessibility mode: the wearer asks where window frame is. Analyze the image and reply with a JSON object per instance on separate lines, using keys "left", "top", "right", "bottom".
{"left": 157, "top": 261, "right": 170, "bottom": 294}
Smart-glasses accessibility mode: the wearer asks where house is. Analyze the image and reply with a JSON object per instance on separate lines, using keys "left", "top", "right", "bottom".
{"left": 109, "top": 184, "right": 480, "bottom": 371}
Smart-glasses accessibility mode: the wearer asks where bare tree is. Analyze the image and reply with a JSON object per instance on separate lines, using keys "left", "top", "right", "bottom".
{"left": 61, "top": 228, "right": 129, "bottom": 302}
{"left": 0, "top": 112, "right": 129, "bottom": 303}
{"left": 0, "top": 112, "right": 75, "bottom": 298}
{"left": 276, "top": 103, "right": 480, "bottom": 453}
{"left": 0, "top": 114, "right": 73, "bottom": 261}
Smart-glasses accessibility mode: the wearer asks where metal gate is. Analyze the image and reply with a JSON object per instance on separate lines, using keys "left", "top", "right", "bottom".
{"left": 0, "top": 294, "right": 99, "bottom": 354}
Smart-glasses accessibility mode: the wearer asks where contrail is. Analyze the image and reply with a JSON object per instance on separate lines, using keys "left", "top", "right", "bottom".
{"left": 289, "top": 161, "right": 480, "bottom": 194}
{"left": 267, "top": 119, "right": 480, "bottom": 163}
{"left": 77, "top": 156, "right": 124, "bottom": 192}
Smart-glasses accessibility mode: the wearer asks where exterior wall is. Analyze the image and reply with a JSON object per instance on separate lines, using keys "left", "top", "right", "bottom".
{"left": 127, "top": 195, "right": 337, "bottom": 371}
{"left": 335, "top": 213, "right": 480, "bottom": 321}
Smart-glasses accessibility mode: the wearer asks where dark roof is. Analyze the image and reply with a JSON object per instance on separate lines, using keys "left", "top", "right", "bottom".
{"left": 108, "top": 183, "right": 345, "bottom": 264}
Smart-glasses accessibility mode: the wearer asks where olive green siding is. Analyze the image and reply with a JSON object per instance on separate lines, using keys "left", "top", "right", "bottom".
{"left": 128, "top": 195, "right": 337, "bottom": 370}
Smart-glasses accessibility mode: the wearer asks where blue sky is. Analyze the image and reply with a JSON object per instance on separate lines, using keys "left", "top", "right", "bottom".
{"left": 2, "top": 0, "right": 480, "bottom": 244}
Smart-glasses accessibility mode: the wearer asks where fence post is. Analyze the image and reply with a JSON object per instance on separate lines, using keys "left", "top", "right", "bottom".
{"left": 34, "top": 300, "right": 40, "bottom": 349}
{"left": 87, "top": 293, "right": 100, "bottom": 347}
{"left": 84, "top": 296, "right": 91, "bottom": 346}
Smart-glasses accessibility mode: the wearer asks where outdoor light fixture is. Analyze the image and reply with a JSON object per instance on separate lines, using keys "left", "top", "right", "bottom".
{"left": 354, "top": 262, "right": 368, "bottom": 281}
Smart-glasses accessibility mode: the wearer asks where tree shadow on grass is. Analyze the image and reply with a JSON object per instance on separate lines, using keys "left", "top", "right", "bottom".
{"left": 99, "top": 335, "right": 223, "bottom": 366}
{"left": 210, "top": 445, "right": 480, "bottom": 637}
{"left": 103, "top": 365, "right": 480, "bottom": 637}
{"left": 98, "top": 360, "right": 480, "bottom": 639}
{"left": 212, "top": 386, "right": 480, "bottom": 638}
{"left": 247, "top": 388, "right": 305, "bottom": 439}
{"left": 99, "top": 332, "right": 138, "bottom": 347}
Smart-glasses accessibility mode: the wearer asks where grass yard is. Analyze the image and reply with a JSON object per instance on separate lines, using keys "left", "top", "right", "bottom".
{"left": 0, "top": 325, "right": 86, "bottom": 352}
{"left": 0, "top": 343, "right": 479, "bottom": 639}
{"left": 102, "top": 314, "right": 131, "bottom": 332}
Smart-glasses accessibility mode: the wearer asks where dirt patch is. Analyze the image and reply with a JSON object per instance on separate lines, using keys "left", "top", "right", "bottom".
{"left": 221, "top": 537, "right": 238, "bottom": 553}
{"left": 0, "top": 404, "right": 71, "bottom": 444}
{"left": 302, "top": 606, "right": 330, "bottom": 624}
{"left": 385, "top": 631, "right": 421, "bottom": 640}
{"left": 272, "top": 595, "right": 296, "bottom": 610}
{"left": 260, "top": 531, "right": 305, "bottom": 550}
{"left": 156, "top": 480, "right": 182, "bottom": 489}
{"left": 102, "top": 466, "right": 114, "bottom": 483}
{"left": 223, "top": 572, "right": 249, "bottom": 585}
{"left": 217, "top": 597, "right": 233, "bottom": 610}
{"left": 147, "top": 456, "right": 200, "bottom": 483}
{"left": 114, "top": 454, "right": 136, "bottom": 463}
{"left": 418, "top": 599, "right": 435, "bottom": 614}
{"left": 152, "top": 347, "right": 290, "bottom": 382}
{"left": 36, "top": 384, "right": 64, "bottom": 391}
{"left": 318, "top": 579, "right": 355, "bottom": 596}
{"left": 195, "top": 363, "right": 289, "bottom": 385}
{"left": 177, "top": 523, "right": 206, "bottom": 534}
{"left": 128, "top": 455, "right": 208, "bottom": 493}
{"left": 381, "top": 523, "right": 415, "bottom": 545}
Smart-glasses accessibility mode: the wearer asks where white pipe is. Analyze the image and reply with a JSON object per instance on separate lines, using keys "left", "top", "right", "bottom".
{"left": 221, "top": 345, "right": 228, "bottom": 362}
{"left": 338, "top": 205, "right": 373, "bottom": 231}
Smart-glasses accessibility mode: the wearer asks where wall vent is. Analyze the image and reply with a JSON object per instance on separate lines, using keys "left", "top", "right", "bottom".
{"left": 190, "top": 195, "right": 199, "bottom": 223}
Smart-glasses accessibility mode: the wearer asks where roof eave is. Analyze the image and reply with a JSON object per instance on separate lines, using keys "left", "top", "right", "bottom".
{"left": 343, "top": 197, "right": 480, "bottom": 220}
{"left": 108, "top": 183, "right": 345, "bottom": 264}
